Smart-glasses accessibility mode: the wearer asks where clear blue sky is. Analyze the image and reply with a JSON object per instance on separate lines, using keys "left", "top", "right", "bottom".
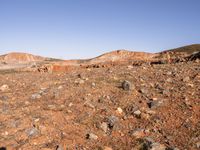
{"left": 0, "top": 0, "right": 200, "bottom": 59}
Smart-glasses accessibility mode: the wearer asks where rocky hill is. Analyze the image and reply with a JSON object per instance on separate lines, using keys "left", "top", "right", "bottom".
{"left": 0, "top": 52, "right": 46, "bottom": 64}
{"left": 164, "top": 44, "right": 200, "bottom": 54}
{"left": 87, "top": 50, "right": 155, "bottom": 64}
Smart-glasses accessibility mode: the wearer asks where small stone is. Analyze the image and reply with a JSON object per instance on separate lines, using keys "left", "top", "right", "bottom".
{"left": 58, "top": 85, "right": 63, "bottom": 89}
{"left": 39, "top": 88, "right": 47, "bottom": 95}
{"left": 0, "top": 96, "right": 8, "bottom": 101}
{"left": 134, "top": 110, "right": 141, "bottom": 118}
{"left": 187, "top": 83, "right": 194, "bottom": 87}
{"left": 104, "top": 146, "right": 113, "bottom": 150}
{"left": 140, "top": 138, "right": 166, "bottom": 150}
{"left": 183, "top": 76, "right": 190, "bottom": 82}
{"left": 86, "top": 133, "right": 98, "bottom": 140}
{"left": 34, "top": 118, "right": 40, "bottom": 122}
{"left": 25, "top": 101, "right": 30, "bottom": 105}
{"left": 130, "top": 128, "right": 145, "bottom": 139}
{"left": 53, "top": 91, "right": 60, "bottom": 99}
{"left": 147, "top": 100, "right": 163, "bottom": 109}
{"left": 166, "top": 78, "right": 173, "bottom": 83}
{"left": 56, "top": 145, "right": 64, "bottom": 150}
{"left": 84, "top": 100, "right": 95, "bottom": 109}
{"left": 75, "top": 79, "right": 84, "bottom": 84}
{"left": 26, "top": 128, "right": 39, "bottom": 137}
{"left": 100, "top": 122, "right": 108, "bottom": 133}
{"left": 152, "top": 97, "right": 158, "bottom": 101}
{"left": 68, "top": 102, "right": 73, "bottom": 107}
{"left": 31, "top": 93, "right": 41, "bottom": 99}
{"left": 116, "top": 107, "right": 123, "bottom": 114}
{"left": 122, "top": 80, "right": 132, "bottom": 91}
{"left": 0, "top": 84, "right": 9, "bottom": 92}
{"left": 4, "top": 131, "right": 8, "bottom": 136}
{"left": 167, "top": 71, "right": 172, "bottom": 75}
{"left": 60, "top": 104, "right": 65, "bottom": 108}
{"left": 47, "top": 105, "right": 56, "bottom": 110}
{"left": 140, "top": 88, "right": 149, "bottom": 94}
{"left": 127, "top": 65, "right": 133, "bottom": 69}
{"left": 107, "top": 115, "right": 119, "bottom": 129}
{"left": 91, "top": 82, "right": 96, "bottom": 87}
{"left": 197, "top": 142, "right": 200, "bottom": 148}
{"left": 150, "top": 142, "right": 166, "bottom": 150}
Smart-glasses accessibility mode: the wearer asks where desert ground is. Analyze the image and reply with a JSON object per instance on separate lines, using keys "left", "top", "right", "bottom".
{"left": 0, "top": 44, "right": 200, "bottom": 150}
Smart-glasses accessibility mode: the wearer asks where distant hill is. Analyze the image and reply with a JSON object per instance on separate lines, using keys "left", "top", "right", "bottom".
{"left": 165, "top": 44, "right": 200, "bottom": 54}
{"left": 0, "top": 52, "right": 46, "bottom": 64}
{"left": 87, "top": 50, "right": 155, "bottom": 64}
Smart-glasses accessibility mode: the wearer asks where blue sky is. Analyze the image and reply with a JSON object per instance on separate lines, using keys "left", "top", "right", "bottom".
{"left": 0, "top": 0, "right": 200, "bottom": 59}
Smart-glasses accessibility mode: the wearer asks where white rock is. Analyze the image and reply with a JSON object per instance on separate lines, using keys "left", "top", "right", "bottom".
{"left": 87, "top": 133, "right": 98, "bottom": 140}
{"left": 100, "top": 122, "right": 108, "bottom": 132}
{"left": 116, "top": 107, "right": 123, "bottom": 114}
{"left": 0, "top": 84, "right": 9, "bottom": 92}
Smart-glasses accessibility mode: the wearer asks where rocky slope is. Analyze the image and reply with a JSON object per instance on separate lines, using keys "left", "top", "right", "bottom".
{"left": 164, "top": 44, "right": 200, "bottom": 54}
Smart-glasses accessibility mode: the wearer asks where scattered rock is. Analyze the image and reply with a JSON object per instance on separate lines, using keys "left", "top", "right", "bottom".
{"left": 139, "top": 138, "right": 166, "bottom": 150}
{"left": 147, "top": 100, "right": 163, "bottom": 109}
{"left": 56, "top": 145, "right": 64, "bottom": 150}
{"left": 84, "top": 100, "right": 95, "bottom": 109}
{"left": 26, "top": 128, "right": 39, "bottom": 137}
{"left": 116, "top": 107, "right": 123, "bottom": 114}
{"left": 139, "top": 88, "right": 149, "bottom": 95}
{"left": 134, "top": 110, "right": 141, "bottom": 118}
{"left": 196, "top": 142, "right": 200, "bottom": 149}
{"left": 107, "top": 115, "right": 119, "bottom": 130}
{"left": 92, "top": 82, "right": 96, "bottom": 87}
{"left": 47, "top": 105, "right": 56, "bottom": 110}
{"left": 127, "top": 65, "right": 134, "bottom": 69}
{"left": 100, "top": 122, "right": 108, "bottom": 133}
{"left": 150, "top": 142, "right": 166, "bottom": 150}
{"left": 31, "top": 93, "right": 41, "bottom": 99}
{"left": 104, "top": 146, "right": 113, "bottom": 150}
{"left": 130, "top": 128, "right": 145, "bottom": 139}
{"left": 39, "top": 88, "right": 47, "bottom": 95}
{"left": 75, "top": 79, "right": 85, "bottom": 84}
{"left": 0, "top": 96, "right": 8, "bottom": 101}
{"left": 58, "top": 85, "right": 63, "bottom": 89}
{"left": 122, "top": 80, "right": 133, "bottom": 91}
{"left": 68, "top": 102, "right": 73, "bottom": 107}
{"left": 183, "top": 76, "right": 190, "bottom": 82}
{"left": 166, "top": 78, "right": 173, "bottom": 83}
{"left": 166, "top": 71, "right": 172, "bottom": 75}
{"left": 0, "top": 84, "right": 9, "bottom": 92}
{"left": 86, "top": 133, "right": 98, "bottom": 140}
{"left": 53, "top": 90, "right": 60, "bottom": 99}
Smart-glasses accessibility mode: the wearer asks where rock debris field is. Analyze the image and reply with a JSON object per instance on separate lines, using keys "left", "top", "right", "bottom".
{"left": 0, "top": 45, "right": 200, "bottom": 150}
{"left": 0, "top": 60, "right": 200, "bottom": 150}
